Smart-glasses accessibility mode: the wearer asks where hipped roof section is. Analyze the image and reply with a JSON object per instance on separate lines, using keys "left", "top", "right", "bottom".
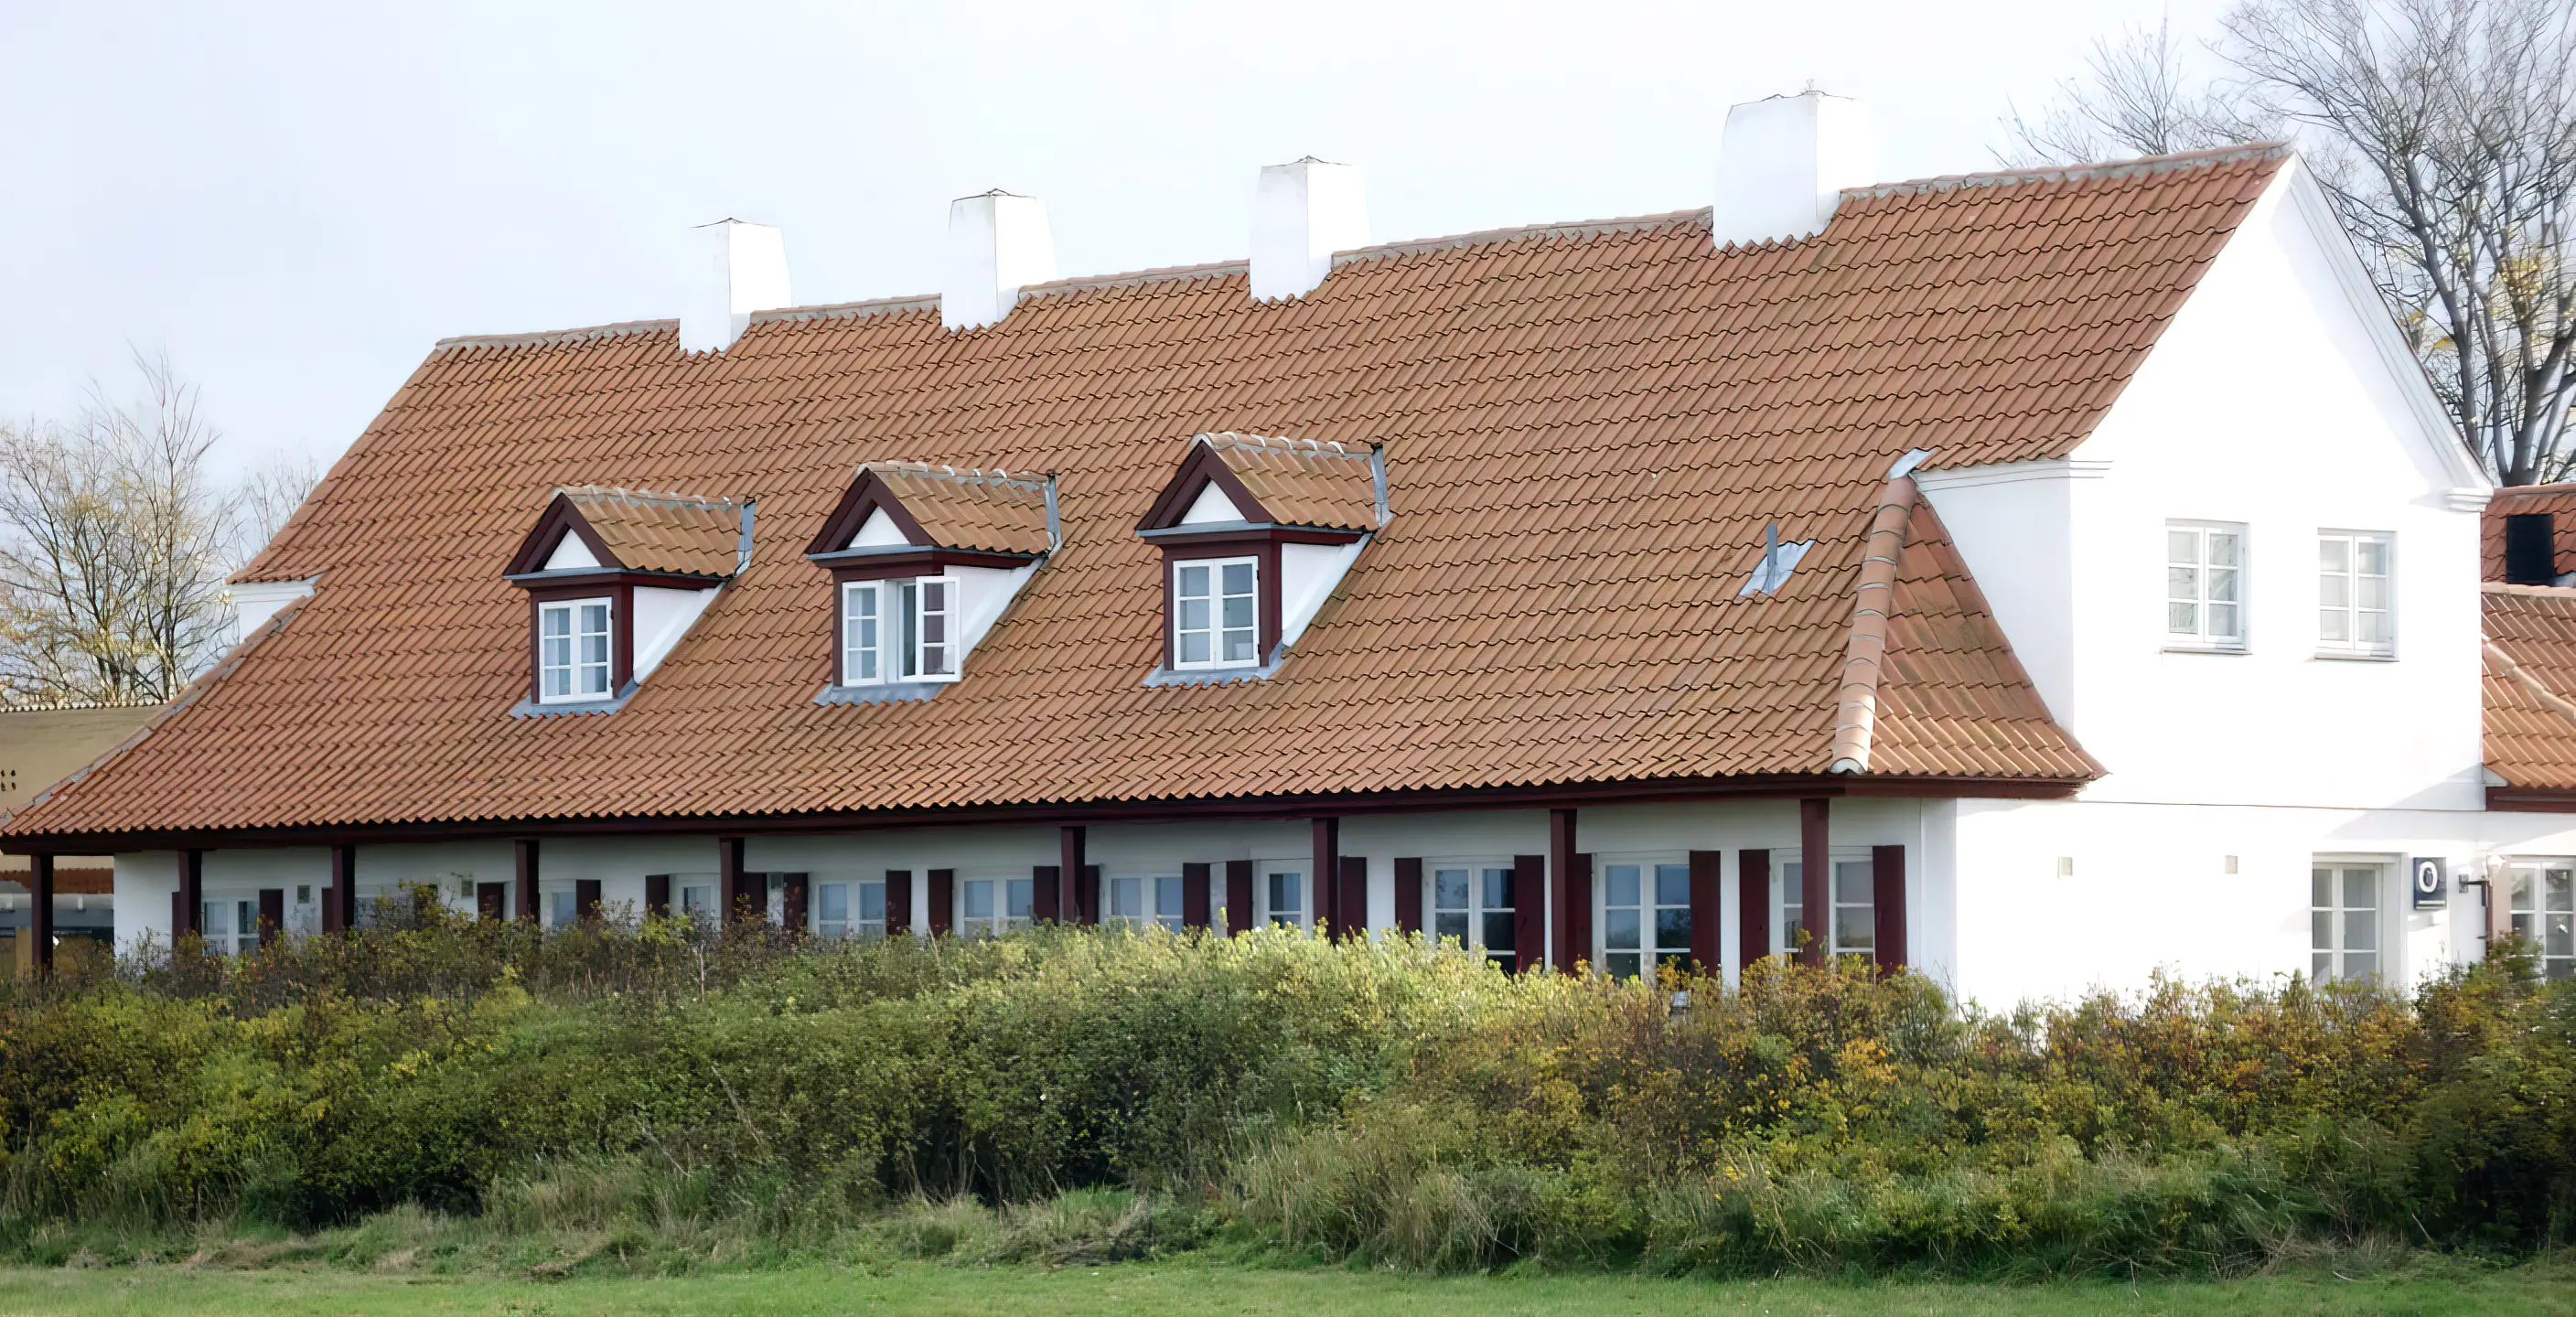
{"left": 509, "top": 487, "right": 743, "bottom": 580}
{"left": 5, "top": 146, "right": 2289, "bottom": 841}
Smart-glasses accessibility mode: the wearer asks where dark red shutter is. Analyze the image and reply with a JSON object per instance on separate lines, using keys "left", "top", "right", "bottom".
{"left": 1394, "top": 858, "right": 1422, "bottom": 935}
{"left": 257, "top": 889, "right": 284, "bottom": 949}
{"left": 927, "top": 870, "right": 954, "bottom": 936}
{"left": 575, "top": 878, "right": 603, "bottom": 923}
{"left": 1687, "top": 851, "right": 1723, "bottom": 973}
{"left": 1311, "top": 819, "right": 1339, "bottom": 936}
{"left": 478, "top": 882, "right": 505, "bottom": 922}
{"left": 885, "top": 870, "right": 912, "bottom": 935}
{"left": 325, "top": 845, "right": 354, "bottom": 935}
{"left": 1738, "top": 849, "right": 1770, "bottom": 972}
{"left": 1873, "top": 844, "right": 1906, "bottom": 970}
{"left": 1032, "top": 864, "right": 1061, "bottom": 922}
{"left": 1225, "top": 861, "right": 1252, "bottom": 935}
{"left": 518, "top": 839, "right": 543, "bottom": 924}
{"left": 1077, "top": 866, "right": 1101, "bottom": 926}
{"left": 1337, "top": 855, "right": 1368, "bottom": 937}
{"left": 645, "top": 874, "right": 671, "bottom": 920}
{"left": 1511, "top": 854, "right": 1544, "bottom": 973}
{"left": 1565, "top": 853, "right": 1594, "bottom": 975}
{"left": 170, "top": 889, "right": 185, "bottom": 942}
{"left": 778, "top": 873, "right": 808, "bottom": 933}
{"left": 1182, "top": 862, "right": 1211, "bottom": 930}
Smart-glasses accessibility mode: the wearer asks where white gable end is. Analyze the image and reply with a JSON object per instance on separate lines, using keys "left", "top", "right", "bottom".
{"left": 544, "top": 533, "right": 601, "bottom": 571}
{"left": 1179, "top": 480, "right": 1245, "bottom": 525}
{"left": 850, "top": 508, "right": 911, "bottom": 548}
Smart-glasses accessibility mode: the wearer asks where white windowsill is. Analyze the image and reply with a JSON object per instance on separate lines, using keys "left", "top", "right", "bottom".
{"left": 814, "top": 680, "right": 954, "bottom": 705}
{"left": 2161, "top": 643, "right": 2249, "bottom": 656}
{"left": 2313, "top": 649, "right": 2398, "bottom": 662}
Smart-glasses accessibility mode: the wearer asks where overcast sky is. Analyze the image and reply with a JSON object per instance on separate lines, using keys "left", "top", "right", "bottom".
{"left": 0, "top": 0, "right": 2229, "bottom": 479}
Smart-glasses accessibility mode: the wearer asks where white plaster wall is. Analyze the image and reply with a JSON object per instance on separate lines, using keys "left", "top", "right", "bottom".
{"left": 113, "top": 851, "right": 177, "bottom": 951}
{"left": 1280, "top": 539, "right": 1365, "bottom": 648}
{"left": 951, "top": 562, "right": 1037, "bottom": 660}
{"left": 632, "top": 585, "right": 718, "bottom": 685}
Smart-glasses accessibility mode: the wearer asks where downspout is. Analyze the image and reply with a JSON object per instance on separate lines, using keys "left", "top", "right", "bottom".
{"left": 1828, "top": 450, "right": 1933, "bottom": 775}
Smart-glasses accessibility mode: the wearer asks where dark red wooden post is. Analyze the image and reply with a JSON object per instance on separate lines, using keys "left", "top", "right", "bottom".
{"left": 1550, "top": 808, "right": 1579, "bottom": 973}
{"left": 1567, "top": 853, "right": 1594, "bottom": 974}
{"left": 1393, "top": 857, "right": 1422, "bottom": 936}
{"left": 178, "top": 849, "right": 204, "bottom": 937}
{"left": 1738, "top": 849, "right": 1770, "bottom": 971}
{"left": 718, "top": 835, "right": 748, "bottom": 927}
{"left": 1077, "top": 866, "right": 1100, "bottom": 926}
{"left": 1310, "top": 819, "right": 1339, "bottom": 936}
{"left": 1224, "top": 860, "right": 1252, "bottom": 935}
{"left": 516, "top": 839, "right": 542, "bottom": 923}
{"left": 1872, "top": 844, "right": 1907, "bottom": 970}
{"left": 1338, "top": 855, "right": 1368, "bottom": 937}
{"left": 1058, "top": 827, "right": 1088, "bottom": 923}
{"left": 27, "top": 854, "right": 53, "bottom": 974}
{"left": 326, "top": 844, "right": 357, "bottom": 934}
{"left": 1510, "top": 853, "right": 1544, "bottom": 973}
{"left": 1798, "top": 798, "right": 1830, "bottom": 966}
{"left": 1688, "top": 850, "right": 1723, "bottom": 974}
{"left": 1182, "top": 862, "right": 1211, "bottom": 930}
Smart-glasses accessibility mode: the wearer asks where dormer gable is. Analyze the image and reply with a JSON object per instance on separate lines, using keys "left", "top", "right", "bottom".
{"left": 1136, "top": 434, "right": 1385, "bottom": 682}
{"left": 503, "top": 487, "right": 747, "bottom": 715}
{"left": 806, "top": 463, "right": 1056, "bottom": 701}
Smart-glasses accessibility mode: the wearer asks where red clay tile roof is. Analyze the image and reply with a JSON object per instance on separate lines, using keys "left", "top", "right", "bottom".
{"left": 2, "top": 146, "right": 2291, "bottom": 843}
{"left": 865, "top": 463, "right": 1053, "bottom": 556}
{"left": 2484, "top": 584, "right": 2576, "bottom": 788}
{"left": 555, "top": 487, "right": 741, "bottom": 579}
{"left": 2482, "top": 482, "right": 2576, "bottom": 582}
{"left": 1201, "top": 434, "right": 1380, "bottom": 531}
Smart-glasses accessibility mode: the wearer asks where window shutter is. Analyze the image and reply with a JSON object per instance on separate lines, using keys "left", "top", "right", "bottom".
{"left": 575, "top": 878, "right": 603, "bottom": 923}
{"left": 1687, "top": 851, "right": 1723, "bottom": 973}
{"left": 1394, "top": 858, "right": 1423, "bottom": 935}
{"left": 1871, "top": 846, "right": 1905, "bottom": 969}
{"left": 927, "top": 870, "right": 954, "bottom": 936}
{"left": 170, "top": 889, "right": 185, "bottom": 943}
{"left": 885, "top": 870, "right": 913, "bottom": 935}
{"left": 1077, "top": 865, "right": 1101, "bottom": 926}
{"left": 775, "top": 873, "right": 807, "bottom": 933}
{"left": 519, "top": 839, "right": 543, "bottom": 924}
{"left": 1564, "top": 853, "right": 1594, "bottom": 975}
{"left": 1511, "top": 854, "right": 1545, "bottom": 973}
{"left": 1182, "top": 862, "right": 1212, "bottom": 929}
{"left": 1737, "top": 849, "right": 1770, "bottom": 972}
{"left": 258, "top": 889, "right": 285, "bottom": 949}
{"left": 1226, "top": 860, "right": 1253, "bottom": 935}
{"left": 1032, "top": 864, "right": 1061, "bottom": 923}
{"left": 1338, "top": 855, "right": 1368, "bottom": 937}
{"left": 645, "top": 874, "right": 671, "bottom": 920}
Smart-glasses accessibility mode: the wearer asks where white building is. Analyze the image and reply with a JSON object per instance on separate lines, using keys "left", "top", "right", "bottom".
{"left": 7, "top": 93, "right": 2570, "bottom": 1004}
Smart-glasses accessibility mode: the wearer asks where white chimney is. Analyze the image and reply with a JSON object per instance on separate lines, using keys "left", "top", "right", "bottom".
{"left": 679, "top": 219, "right": 791, "bottom": 354}
{"left": 1250, "top": 157, "right": 1368, "bottom": 301}
{"left": 1712, "top": 91, "right": 1877, "bottom": 249}
{"left": 942, "top": 189, "right": 1057, "bottom": 332}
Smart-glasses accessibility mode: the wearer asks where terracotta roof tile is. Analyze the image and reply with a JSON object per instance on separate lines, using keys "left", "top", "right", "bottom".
{"left": 556, "top": 487, "right": 740, "bottom": 579}
{"left": 1203, "top": 434, "right": 1380, "bottom": 530}
{"left": 865, "top": 463, "right": 1053, "bottom": 556}
{"left": 2484, "top": 584, "right": 2576, "bottom": 788}
{"left": 2482, "top": 482, "right": 2576, "bottom": 583}
{"left": 6, "top": 147, "right": 2285, "bottom": 841}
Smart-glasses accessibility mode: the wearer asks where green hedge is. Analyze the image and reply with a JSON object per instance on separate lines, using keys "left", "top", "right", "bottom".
{"left": 0, "top": 905, "right": 2567, "bottom": 1275}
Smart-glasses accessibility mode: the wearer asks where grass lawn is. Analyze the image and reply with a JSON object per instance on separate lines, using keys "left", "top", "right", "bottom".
{"left": 0, "top": 1258, "right": 2566, "bottom": 1317}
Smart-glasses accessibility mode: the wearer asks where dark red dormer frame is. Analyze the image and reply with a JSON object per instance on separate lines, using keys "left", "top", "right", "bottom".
{"left": 1134, "top": 442, "right": 1368, "bottom": 670}
{"left": 504, "top": 492, "right": 727, "bottom": 705}
{"left": 805, "top": 466, "right": 1049, "bottom": 684}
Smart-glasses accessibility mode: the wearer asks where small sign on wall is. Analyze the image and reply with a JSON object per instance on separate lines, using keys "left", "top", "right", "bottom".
{"left": 2410, "top": 857, "right": 2448, "bottom": 910}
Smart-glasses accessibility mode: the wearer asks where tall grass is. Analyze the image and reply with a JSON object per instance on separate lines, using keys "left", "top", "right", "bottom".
{"left": 0, "top": 899, "right": 2567, "bottom": 1277}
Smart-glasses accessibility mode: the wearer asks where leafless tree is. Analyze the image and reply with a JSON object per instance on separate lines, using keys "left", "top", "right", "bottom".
{"left": 0, "top": 352, "right": 236, "bottom": 704}
{"left": 231, "top": 450, "right": 323, "bottom": 569}
{"left": 2005, "top": 0, "right": 2576, "bottom": 486}
{"left": 2001, "top": 19, "right": 2257, "bottom": 166}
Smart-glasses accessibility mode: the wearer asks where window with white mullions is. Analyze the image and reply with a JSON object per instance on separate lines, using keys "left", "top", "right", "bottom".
{"left": 2311, "top": 862, "right": 2384, "bottom": 981}
{"left": 958, "top": 874, "right": 1034, "bottom": 937}
{"left": 1174, "top": 557, "right": 1259, "bottom": 669}
{"left": 2317, "top": 532, "right": 2394, "bottom": 657}
{"left": 1431, "top": 863, "right": 1516, "bottom": 971}
{"left": 1602, "top": 861, "right": 1690, "bottom": 980}
{"left": 200, "top": 898, "right": 259, "bottom": 957}
{"left": 816, "top": 879, "right": 886, "bottom": 938}
{"left": 2508, "top": 861, "right": 2574, "bottom": 980}
{"left": 838, "top": 577, "right": 961, "bottom": 685}
{"left": 1778, "top": 859, "right": 1874, "bottom": 958}
{"left": 1110, "top": 874, "right": 1187, "bottom": 932}
{"left": 1259, "top": 864, "right": 1304, "bottom": 929}
{"left": 2165, "top": 523, "right": 2245, "bottom": 650}
{"left": 539, "top": 597, "right": 613, "bottom": 701}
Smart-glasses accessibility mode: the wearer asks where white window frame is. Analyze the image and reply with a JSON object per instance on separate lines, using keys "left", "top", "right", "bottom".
{"left": 840, "top": 577, "right": 962, "bottom": 686}
{"left": 1108, "top": 872, "right": 1189, "bottom": 932}
{"left": 2315, "top": 530, "right": 2395, "bottom": 659}
{"left": 2164, "top": 521, "right": 2248, "bottom": 653}
{"left": 1776, "top": 855, "right": 1875, "bottom": 959}
{"left": 1597, "top": 854, "right": 1691, "bottom": 980}
{"left": 1256, "top": 861, "right": 1307, "bottom": 930}
{"left": 814, "top": 878, "right": 887, "bottom": 938}
{"left": 956, "top": 873, "right": 1034, "bottom": 938}
{"left": 2506, "top": 857, "right": 2575, "bottom": 980}
{"left": 1425, "top": 858, "right": 1518, "bottom": 970}
{"left": 680, "top": 883, "right": 716, "bottom": 922}
{"left": 538, "top": 596, "right": 615, "bottom": 702}
{"left": 200, "top": 896, "right": 260, "bottom": 957}
{"left": 546, "top": 886, "right": 579, "bottom": 928}
{"left": 2311, "top": 856, "right": 2389, "bottom": 983}
{"left": 1172, "top": 556, "right": 1261, "bottom": 670}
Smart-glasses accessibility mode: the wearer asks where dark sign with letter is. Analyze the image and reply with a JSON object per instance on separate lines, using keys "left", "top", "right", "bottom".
{"left": 2410, "top": 857, "right": 2448, "bottom": 910}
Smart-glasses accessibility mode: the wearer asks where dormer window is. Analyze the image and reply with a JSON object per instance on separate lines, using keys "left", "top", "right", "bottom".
{"left": 504, "top": 487, "right": 746, "bottom": 715}
{"left": 807, "top": 463, "right": 1054, "bottom": 701}
{"left": 1173, "top": 558, "right": 1259, "bottom": 669}
{"left": 539, "top": 597, "right": 614, "bottom": 701}
{"left": 1135, "top": 433, "right": 1384, "bottom": 682}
